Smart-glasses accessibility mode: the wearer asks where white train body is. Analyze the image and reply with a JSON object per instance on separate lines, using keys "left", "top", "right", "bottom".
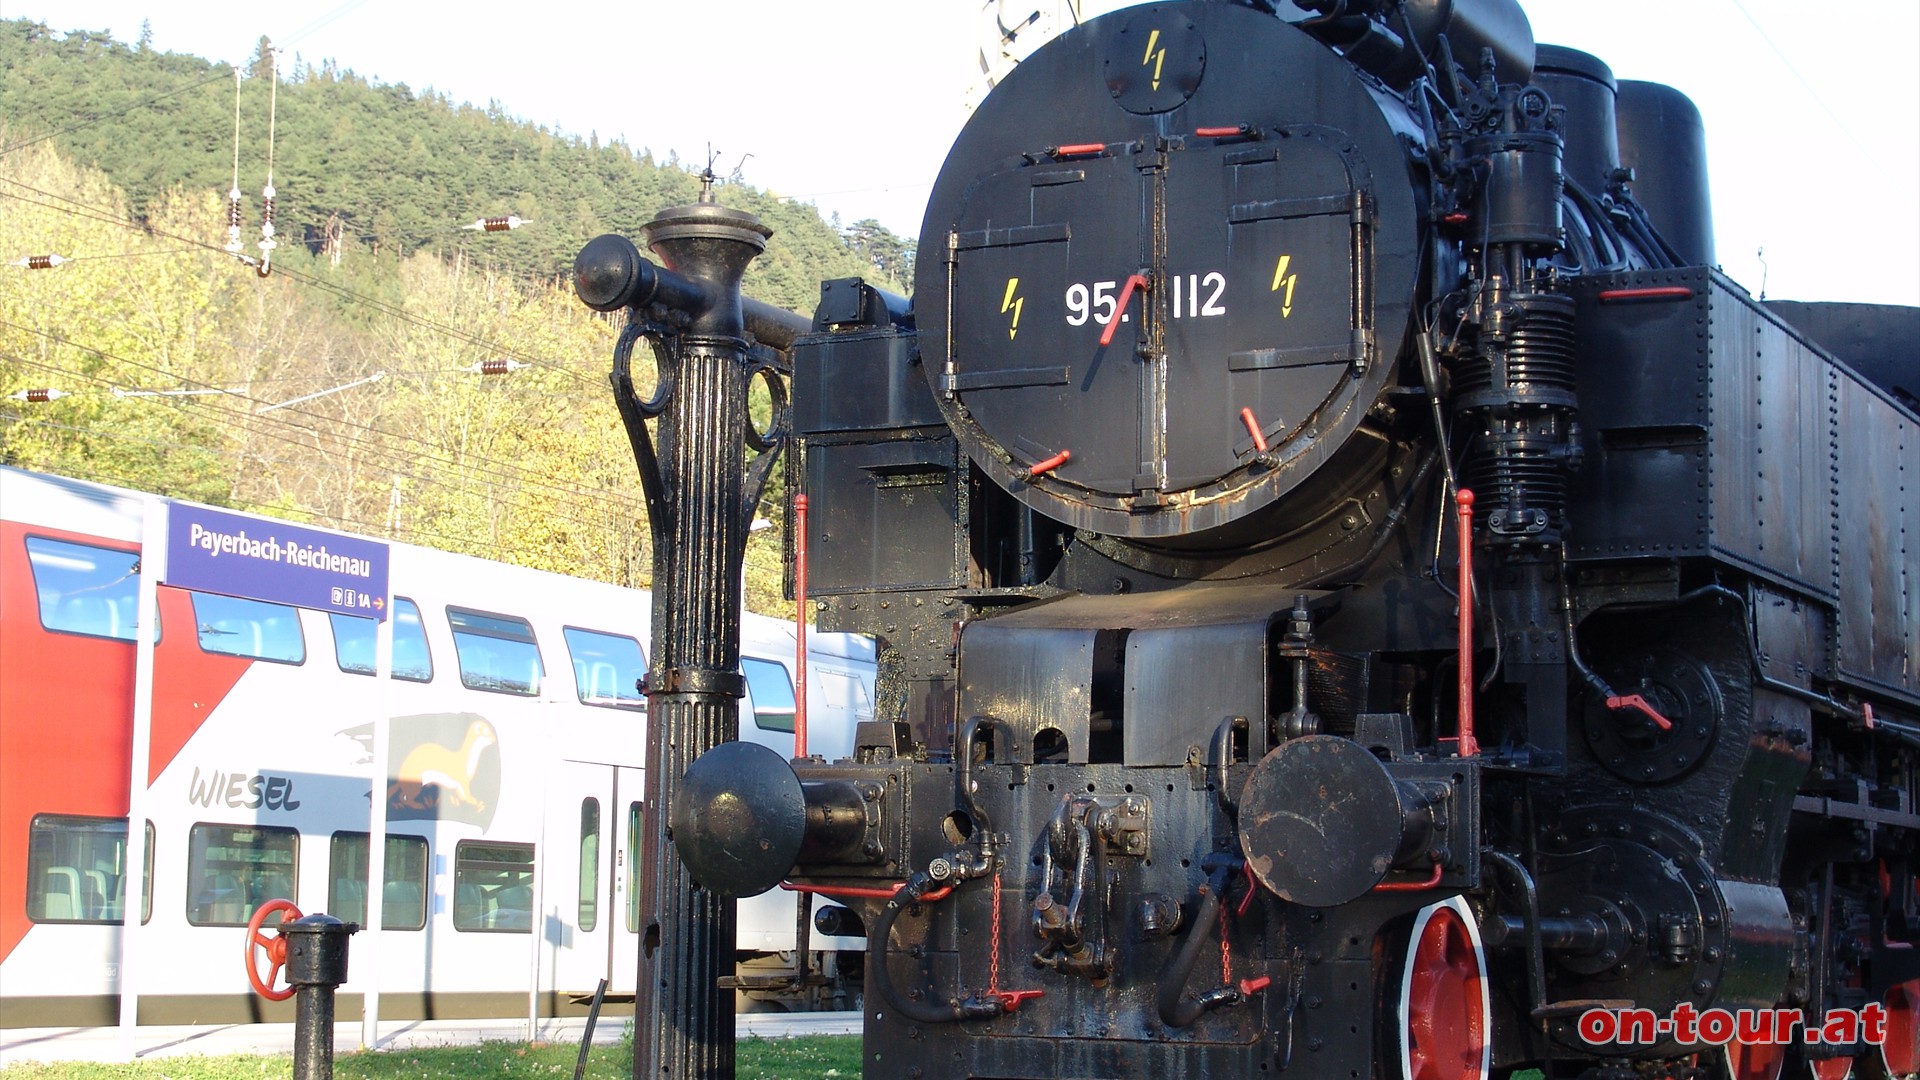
{"left": 0, "top": 466, "right": 873, "bottom": 1027}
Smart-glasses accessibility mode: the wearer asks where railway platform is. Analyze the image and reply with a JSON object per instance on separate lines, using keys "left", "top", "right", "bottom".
{"left": 0, "top": 1011, "right": 862, "bottom": 1065}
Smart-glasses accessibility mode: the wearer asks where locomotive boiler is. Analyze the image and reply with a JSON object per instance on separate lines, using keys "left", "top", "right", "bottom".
{"left": 594, "top": 1, "right": 1920, "bottom": 1076}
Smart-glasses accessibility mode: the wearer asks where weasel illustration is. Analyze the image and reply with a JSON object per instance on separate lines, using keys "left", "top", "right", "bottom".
{"left": 387, "top": 718, "right": 497, "bottom": 813}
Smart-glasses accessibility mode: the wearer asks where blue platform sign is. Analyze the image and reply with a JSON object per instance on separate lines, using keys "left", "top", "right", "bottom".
{"left": 166, "top": 503, "right": 391, "bottom": 620}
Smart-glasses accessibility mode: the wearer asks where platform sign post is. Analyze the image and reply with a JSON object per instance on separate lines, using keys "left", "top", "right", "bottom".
{"left": 153, "top": 503, "right": 393, "bottom": 1046}
{"left": 119, "top": 498, "right": 166, "bottom": 1060}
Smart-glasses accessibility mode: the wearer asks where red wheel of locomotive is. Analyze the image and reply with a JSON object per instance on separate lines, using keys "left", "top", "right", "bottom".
{"left": 1880, "top": 979, "right": 1920, "bottom": 1078}
{"left": 1725, "top": 1038, "right": 1788, "bottom": 1080}
{"left": 1397, "top": 897, "right": 1491, "bottom": 1080}
{"left": 243, "top": 898, "right": 302, "bottom": 1002}
{"left": 1805, "top": 1055, "right": 1855, "bottom": 1080}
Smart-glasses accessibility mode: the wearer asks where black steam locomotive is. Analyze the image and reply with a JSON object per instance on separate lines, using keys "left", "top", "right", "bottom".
{"left": 668, "top": 1, "right": 1920, "bottom": 1076}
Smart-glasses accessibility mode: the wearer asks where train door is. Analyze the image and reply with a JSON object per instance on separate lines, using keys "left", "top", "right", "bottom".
{"left": 610, "top": 765, "right": 644, "bottom": 996}
{"left": 540, "top": 761, "right": 644, "bottom": 1000}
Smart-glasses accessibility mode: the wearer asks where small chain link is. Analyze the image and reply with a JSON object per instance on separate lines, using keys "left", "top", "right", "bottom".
{"left": 990, "top": 869, "right": 1004, "bottom": 994}
{"left": 1220, "top": 883, "right": 1233, "bottom": 985}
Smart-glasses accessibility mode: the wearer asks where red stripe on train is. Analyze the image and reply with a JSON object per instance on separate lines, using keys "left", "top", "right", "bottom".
{"left": 0, "top": 522, "right": 250, "bottom": 966}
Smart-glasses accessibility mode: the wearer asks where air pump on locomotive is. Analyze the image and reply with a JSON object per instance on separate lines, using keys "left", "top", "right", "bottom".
{"left": 575, "top": 1, "right": 1920, "bottom": 1076}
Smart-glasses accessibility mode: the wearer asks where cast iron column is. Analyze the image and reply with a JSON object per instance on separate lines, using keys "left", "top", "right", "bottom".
{"left": 575, "top": 191, "right": 773, "bottom": 1079}
{"left": 282, "top": 913, "right": 355, "bottom": 1080}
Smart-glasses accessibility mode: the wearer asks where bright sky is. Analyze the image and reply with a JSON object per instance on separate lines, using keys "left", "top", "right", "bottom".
{"left": 7, "top": 0, "right": 1916, "bottom": 306}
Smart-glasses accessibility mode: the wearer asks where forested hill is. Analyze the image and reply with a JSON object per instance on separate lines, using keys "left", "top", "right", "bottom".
{"left": 0, "top": 18, "right": 916, "bottom": 307}
{"left": 0, "top": 19, "right": 915, "bottom": 614}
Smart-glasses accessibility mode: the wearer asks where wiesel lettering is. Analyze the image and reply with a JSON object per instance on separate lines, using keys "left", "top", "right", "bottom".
{"left": 187, "top": 766, "right": 302, "bottom": 811}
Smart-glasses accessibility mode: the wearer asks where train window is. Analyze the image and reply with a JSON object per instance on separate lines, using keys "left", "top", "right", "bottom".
{"left": 186, "top": 823, "right": 298, "bottom": 927}
{"left": 578, "top": 799, "right": 600, "bottom": 933}
{"left": 25, "top": 536, "right": 152, "bottom": 642}
{"left": 330, "top": 597, "right": 433, "bottom": 681}
{"left": 330, "top": 613, "right": 374, "bottom": 674}
{"left": 818, "top": 669, "right": 875, "bottom": 720}
{"left": 189, "top": 592, "right": 305, "bottom": 664}
{"left": 626, "top": 802, "right": 642, "bottom": 933}
{"left": 452, "top": 841, "right": 535, "bottom": 932}
{"left": 393, "top": 599, "right": 431, "bottom": 681}
{"left": 562, "top": 627, "right": 647, "bottom": 710}
{"left": 25, "top": 815, "right": 153, "bottom": 924}
{"left": 327, "top": 832, "right": 429, "bottom": 931}
{"left": 742, "top": 657, "right": 797, "bottom": 733}
{"left": 447, "top": 606, "right": 542, "bottom": 696}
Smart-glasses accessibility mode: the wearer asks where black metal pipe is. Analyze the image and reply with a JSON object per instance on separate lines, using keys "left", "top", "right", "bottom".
{"left": 1156, "top": 863, "right": 1241, "bottom": 1028}
{"left": 293, "top": 984, "right": 335, "bottom": 1080}
{"left": 956, "top": 716, "right": 1001, "bottom": 838}
{"left": 572, "top": 978, "right": 608, "bottom": 1080}
{"left": 1209, "top": 716, "right": 1239, "bottom": 820}
{"left": 575, "top": 233, "right": 810, "bottom": 351}
{"left": 281, "top": 914, "right": 355, "bottom": 1080}
{"left": 798, "top": 780, "right": 871, "bottom": 863}
{"left": 1484, "top": 913, "right": 1608, "bottom": 953}
{"left": 1482, "top": 850, "right": 1549, "bottom": 1026}
{"left": 867, "top": 872, "right": 1000, "bottom": 1024}
{"left": 742, "top": 297, "right": 814, "bottom": 351}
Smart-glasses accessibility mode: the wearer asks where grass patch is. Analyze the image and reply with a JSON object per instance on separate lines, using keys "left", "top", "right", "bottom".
{"left": 0, "top": 1036, "right": 864, "bottom": 1080}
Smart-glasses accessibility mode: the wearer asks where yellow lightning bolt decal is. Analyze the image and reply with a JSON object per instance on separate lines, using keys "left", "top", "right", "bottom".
{"left": 1143, "top": 29, "right": 1166, "bottom": 91}
{"left": 1271, "top": 254, "right": 1299, "bottom": 318}
{"left": 1002, "top": 277, "right": 1024, "bottom": 340}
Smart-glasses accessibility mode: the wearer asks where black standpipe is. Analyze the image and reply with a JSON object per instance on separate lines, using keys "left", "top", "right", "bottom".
{"left": 575, "top": 178, "right": 804, "bottom": 1079}
{"left": 281, "top": 914, "right": 356, "bottom": 1080}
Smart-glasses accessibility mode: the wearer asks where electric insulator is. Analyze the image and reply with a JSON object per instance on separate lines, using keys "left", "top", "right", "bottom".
{"left": 464, "top": 215, "right": 527, "bottom": 233}
{"left": 468, "top": 358, "right": 526, "bottom": 376}
{"left": 10, "top": 388, "right": 67, "bottom": 402}
{"left": 226, "top": 187, "right": 245, "bottom": 253}
{"left": 14, "top": 254, "right": 68, "bottom": 270}
{"left": 259, "top": 183, "right": 278, "bottom": 252}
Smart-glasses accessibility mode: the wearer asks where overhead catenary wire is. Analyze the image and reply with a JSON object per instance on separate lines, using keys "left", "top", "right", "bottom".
{"left": 14, "top": 249, "right": 200, "bottom": 267}
{"left": 0, "top": 340, "right": 673, "bottom": 568}
{"left": 0, "top": 350, "right": 661, "bottom": 575}
{"left": 0, "top": 176, "right": 603, "bottom": 391}
{"left": 0, "top": 325, "right": 643, "bottom": 529}
{"left": 0, "top": 408, "right": 622, "bottom": 571}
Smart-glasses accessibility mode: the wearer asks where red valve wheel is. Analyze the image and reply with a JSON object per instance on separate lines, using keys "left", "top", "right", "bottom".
{"left": 244, "top": 898, "right": 303, "bottom": 1001}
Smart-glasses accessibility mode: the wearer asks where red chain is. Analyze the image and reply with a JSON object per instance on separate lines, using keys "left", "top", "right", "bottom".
{"left": 990, "top": 871, "right": 1004, "bottom": 994}
{"left": 1220, "top": 881, "right": 1233, "bottom": 985}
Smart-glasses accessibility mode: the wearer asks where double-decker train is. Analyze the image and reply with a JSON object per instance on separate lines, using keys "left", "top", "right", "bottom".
{"left": 0, "top": 464, "right": 874, "bottom": 1030}
{"left": 649, "top": 1, "right": 1919, "bottom": 1077}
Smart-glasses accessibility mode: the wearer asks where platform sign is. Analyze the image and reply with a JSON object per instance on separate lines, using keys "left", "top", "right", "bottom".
{"left": 166, "top": 503, "right": 391, "bottom": 619}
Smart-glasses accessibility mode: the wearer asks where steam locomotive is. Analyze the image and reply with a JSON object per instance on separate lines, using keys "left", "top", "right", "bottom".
{"left": 668, "top": 1, "right": 1920, "bottom": 1076}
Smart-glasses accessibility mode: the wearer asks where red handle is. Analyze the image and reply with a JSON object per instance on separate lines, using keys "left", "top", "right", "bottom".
{"left": 1027, "top": 450, "right": 1072, "bottom": 478}
{"left": 1239, "top": 407, "right": 1269, "bottom": 453}
{"left": 1598, "top": 286, "right": 1694, "bottom": 303}
{"left": 1455, "top": 489, "right": 1479, "bottom": 758}
{"left": 1371, "top": 864, "right": 1445, "bottom": 892}
{"left": 1606, "top": 693, "right": 1674, "bottom": 732}
{"left": 794, "top": 494, "right": 809, "bottom": 759}
{"left": 1099, "top": 274, "right": 1151, "bottom": 347}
